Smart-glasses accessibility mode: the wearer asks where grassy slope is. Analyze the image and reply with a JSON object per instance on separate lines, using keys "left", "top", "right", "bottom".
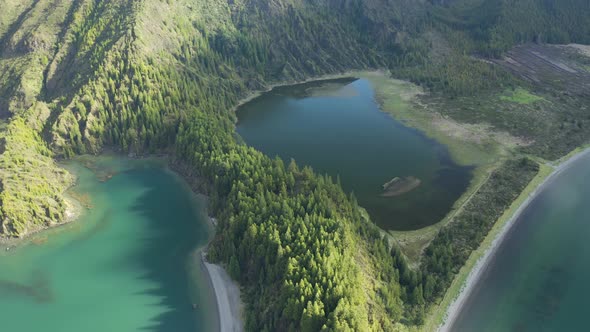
{"left": 362, "top": 71, "right": 503, "bottom": 167}
{"left": 0, "top": 0, "right": 138, "bottom": 237}
{"left": 0, "top": 104, "right": 74, "bottom": 236}
{"left": 499, "top": 87, "right": 544, "bottom": 104}
{"left": 0, "top": 0, "right": 80, "bottom": 237}
{"left": 0, "top": 0, "right": 35, "bottom": 36}
{"left": 0, "top": 0, "right": 78, "bottom": 115}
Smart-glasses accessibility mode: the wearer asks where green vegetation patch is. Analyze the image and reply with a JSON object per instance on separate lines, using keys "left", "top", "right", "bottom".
{"left": 500, "top": 87, "right": 544, "bottom": 104}
{"left": 362, "top": 71, "right": 502, "bottom": 166}
{"left": 0, "top": 107, "right": 74, "bottom": 237}
{"left": 391, "top": 163, "right": 496, "bottom": 266}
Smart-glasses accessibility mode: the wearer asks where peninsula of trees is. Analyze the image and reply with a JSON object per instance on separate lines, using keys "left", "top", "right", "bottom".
{"left": 1, "top": 0, "right": 589, "bottom": 330}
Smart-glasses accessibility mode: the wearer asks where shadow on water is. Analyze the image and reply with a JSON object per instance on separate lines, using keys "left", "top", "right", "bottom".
{"left": 0, "top": 271, "right": 53, "bottom": 303}
{"left": 432, "top": 139, "right": 474, "bottom": 196}
{"left": 119, "top": 168, "right": 207, "bottom": 332}
{"left": 270, "top": 77, "right": 358, "bottom": 99}
{"left": 510, "top": 264, "right": 568, "bottom": 332}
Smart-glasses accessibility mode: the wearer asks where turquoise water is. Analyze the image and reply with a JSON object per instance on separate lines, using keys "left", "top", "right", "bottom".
{"left": 236, "top": 78, "right": 472, "bottom": 230}
{"left": 452, "top": 152, "right": 590, "bottom": 331}
{"left": 0, "top": 156, "right": 215, "bottom": 332}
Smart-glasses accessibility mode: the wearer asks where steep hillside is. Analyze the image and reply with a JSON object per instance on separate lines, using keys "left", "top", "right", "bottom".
{"left": 0, "top": 0, "right": 136, "bottom": 236}
{"left": 1, "top": 0, "right": 589, "bottom": 331}
{"left": 0, "top": 1, "right": 429, "bottom": 330}
{"left": 430, "top": 0, "right": 590, "bottom": 48}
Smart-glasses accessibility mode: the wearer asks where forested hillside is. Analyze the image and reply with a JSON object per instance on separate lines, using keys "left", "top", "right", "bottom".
{"left": 391, "top": 0, "right": 590, "bottom": 96}
{"left": 1, "top": 0, "right": 589, "bottom": 330}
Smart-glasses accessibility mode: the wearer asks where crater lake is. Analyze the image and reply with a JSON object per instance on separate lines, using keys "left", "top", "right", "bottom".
{"left": 236, "top": 77, "right": 472, "bottom": 230}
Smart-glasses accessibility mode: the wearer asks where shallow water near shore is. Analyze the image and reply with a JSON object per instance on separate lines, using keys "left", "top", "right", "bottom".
{"left": 451, "top": 152, "right": 590, "bottom": 331}
{"left": 236, "top": 77, "right": 472, "bottom": 230}
{"left": 0, "top": 156, "right": 215, "bottom": 332}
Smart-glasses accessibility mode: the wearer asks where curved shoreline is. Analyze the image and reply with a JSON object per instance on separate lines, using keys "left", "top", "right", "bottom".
{"left": 438, "top": 147, "right": 590, "bottom": 332}
{"left": 3, "top": 158, "right": 244, "bottom": 332}
{"left": 200, "top": 249, "right": 244, "bottom": 332}
{"left": 230, "top": 69, "right": 385, "bottom": 113}
{"left": 167, "top": 160, "right": 245, "bottom": 332}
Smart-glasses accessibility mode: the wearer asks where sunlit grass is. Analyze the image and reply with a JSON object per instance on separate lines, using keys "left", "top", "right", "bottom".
{"left": 500, "top": 87, "right": 544, "bottom": 104}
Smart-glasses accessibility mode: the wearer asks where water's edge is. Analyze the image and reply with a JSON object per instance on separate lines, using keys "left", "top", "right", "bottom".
{"left": 1, "top": 156, "right": 237, "bottom": 332}
{"left": 168, "top": 159, "right": 245, "bottom": 332}
{"left": 438, "top": 147, "right": 590, "bottom": 332}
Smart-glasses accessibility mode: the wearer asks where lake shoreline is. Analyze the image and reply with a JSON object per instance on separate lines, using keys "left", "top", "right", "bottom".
{"left": 0, "top": 156, "right": 227, "bottom": 331}
{"left": 200, "top": 244, "right": 244, "bottom": 332}
{"left": 2, "top": 156, "right": 245, "bottom": 332}
{"left": 0, "top": 188, "right": 83, "bottom": 248}
{"left": 230, "top": 69, "right": 384, "bottom": 114}
{"left": 76, "top": 156, "right": 246, "bottom": 332}
{"left": 438, "top": 147, "right": 590, "bottom": 332}
{"left": 168, "top": 159, "right": 245, "bottom": 332}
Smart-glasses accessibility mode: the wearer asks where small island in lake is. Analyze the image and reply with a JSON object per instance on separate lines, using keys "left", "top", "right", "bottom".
{"left": 381, "top": 176, "right": 421, "bottom": 197}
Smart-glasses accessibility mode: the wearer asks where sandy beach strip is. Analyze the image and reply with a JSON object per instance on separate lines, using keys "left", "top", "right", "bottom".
{"left": 201, "top": 251, "right": 244, "bottom": 332}
{"left": 438, "top": 148, "right": 590, "bottom": 332}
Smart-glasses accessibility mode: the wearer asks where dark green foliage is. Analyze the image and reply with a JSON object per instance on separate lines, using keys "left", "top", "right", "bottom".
{"left": 429, "top": 0, "right": 590, "bottom": 56}
{"left": 175, "top": 112, "right": 418, "bottom": 330}
{"left": 388, "top": 0, "right": 590, "bottom": 97}
{"left": 36, "top": 2, "right": 431, "bottom": 328}
{"left": 1, "top": 0, "right": 588, "bottom": 330}
{"left": 390, "top": 48, "right": 517, "bottom": 98}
